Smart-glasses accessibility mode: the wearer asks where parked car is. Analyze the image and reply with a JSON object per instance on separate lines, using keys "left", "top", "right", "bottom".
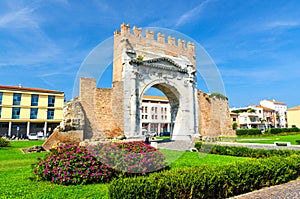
{"left": 160, "top": 132, "right": 171, "bottom": 136}
{"left": 28, "top": 133, "right": 38, "bottom": 140}
{"left": 148, "top": 131, "right": 157, "bottom": 137}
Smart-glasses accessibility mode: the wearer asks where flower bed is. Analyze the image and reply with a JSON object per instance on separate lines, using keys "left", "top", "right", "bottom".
{"left": 32, "top": 141, "right": 168, "bottom": 185}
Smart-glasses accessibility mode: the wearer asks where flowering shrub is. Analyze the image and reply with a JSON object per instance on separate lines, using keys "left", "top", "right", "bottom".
{"left": 88, "top": 141, "right": 168, "bottom": 176}
{"left": 0, "top": 137, "right": 10, "bottom": 147}
{"left": 32, "top": 141, "right": 168, "bottom": 185}
{"left": 32, "top": 143, "right": 115, "bottom": 185}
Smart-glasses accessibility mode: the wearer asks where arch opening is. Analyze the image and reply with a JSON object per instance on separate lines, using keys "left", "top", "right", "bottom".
{"left": 138, "top": 82, "right": 182, "bottom": 138}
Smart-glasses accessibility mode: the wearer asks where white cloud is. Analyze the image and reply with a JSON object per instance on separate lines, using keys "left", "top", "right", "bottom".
{"left": 266, "top": 20, "right": 299, "bottom": 29}
{"left": 0, "top": 1, "right": 40, "bottom": 29}
{"left": 175, "top": 0, "right": 215, "bottom": 27}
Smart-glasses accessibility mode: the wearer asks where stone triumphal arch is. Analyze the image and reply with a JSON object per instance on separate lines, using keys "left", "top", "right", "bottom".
{"left": 76, "top": 23, "right": 234, "bottom": 141}
{"left": 43, "top": 23, "right": 234, "bottom": 150}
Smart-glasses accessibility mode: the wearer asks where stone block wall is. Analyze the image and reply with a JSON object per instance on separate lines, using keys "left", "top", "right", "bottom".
{"left": 197, "top": 90, "right": 235, "bottom": 136}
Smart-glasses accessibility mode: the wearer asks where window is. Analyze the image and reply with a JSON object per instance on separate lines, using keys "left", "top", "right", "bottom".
{"left": 142, "top": 115, "right": 144, "bottom": 119}
{"left": 155, "top": 107, "right": 157, "bottom": 113}
{"left": 13, "top": 93, "right": 21, "bottom": 105}
{"left": 161, "top": 115, "right": 164, "bottom": 120}
{"left": 47, "top": 109, "right": 55, "bottom": 119}
{"left": 145, "top": 107, "right": 148, "bottom": 113}
{"left": 155, "top": 115, "right": 157, "bottom": 120}
{"left": 0, "top": 92, "right": 2, "bottom": 104}
{"left": 145, "top": 115, "right": 148, "bottom": 119}
{"left": 12, "top": 107, "right": 20, "bottom": 119}
{"left": 141, "top": 106, "right": 144, "bottom": 113}
{"left": 233, "top": 118, "right": 236, "bottom": 122}
{"left": 48, "top": 95, "right": 55, "bottom": 107}
{"left": 30, "top": 108, "right": 38, "bottom": 119}
{"left": 0, "top": 107, "right": 1, "bottom": 118}
{"left": 31, "top": 94, "right": 39, "bottom": 106}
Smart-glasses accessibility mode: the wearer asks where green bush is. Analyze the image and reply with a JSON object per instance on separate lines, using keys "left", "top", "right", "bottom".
{"left": 268, "top": 127, "right": 300, "bottom": 134}
{"left": 236, "top": 128, "right": 262, "bottom": 136}
{"left": 0, "top": 137, "right": 10, "bottom": 147}
{"left": 194, "top": 141, "right": 202, "bottom": 151}
{"left": 208, "top": 145, "right": 300, "bottom": 158}
{"left": 109, "top": 155, "right": 300, "bottom": 199}
{"left": 209, "top": 92, "right": 228, "bottom": 100}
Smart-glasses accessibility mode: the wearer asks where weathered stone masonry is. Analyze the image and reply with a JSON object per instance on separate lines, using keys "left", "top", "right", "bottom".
{"left": 77, "top": 23, "right": 234, "bottom": 140}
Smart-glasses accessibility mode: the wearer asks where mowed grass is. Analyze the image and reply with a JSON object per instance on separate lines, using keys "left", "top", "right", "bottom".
{"left": 235, "top": 133, "right": 300, "bottom": 145}
{"left": 1, "top": 141, "right": 249, "bottom": 199}
{"left": 161, "top": 149, "right": 250, "bottom": 168}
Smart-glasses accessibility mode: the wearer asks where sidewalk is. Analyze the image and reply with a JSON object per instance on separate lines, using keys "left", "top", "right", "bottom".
{"left": 231, "top": 180, "right": 300, "bottom": 199}
{"left": 217, "top": 141, "right": 300, "bottom": 150}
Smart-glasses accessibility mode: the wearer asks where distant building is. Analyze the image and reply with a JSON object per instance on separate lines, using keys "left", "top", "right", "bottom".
{"left": 141, "top": 95, "right": 171, "bottom": 135}
{"left": 0, "top": 85, "right": 64, "bottom": 138}
{"left": 230, "top": 106, "right": 264, "bottom": 130}
{"left": 286, "top": 105, "right": 300, "bottom": 128}
{"left": 256, "top": 105, "right": 276, "bottom": 129}
{"left": 259, "top": 99, "right": 287, "bottom": 128}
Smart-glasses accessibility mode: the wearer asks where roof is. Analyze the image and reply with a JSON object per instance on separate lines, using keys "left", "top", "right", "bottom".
{"left": 287, "top": 105, "right": 300, "bottom": 111}
{"left": 256, "top": 105, "right": 274, "bottom": 111}
{"left": 265, "top": 99, "right": 286, "bottom": 105}
{"left": 142, "top": 95, "right": 168, "bottom": 101}
{"left": 0, "top": 85, "right": 64, "bottom": 94}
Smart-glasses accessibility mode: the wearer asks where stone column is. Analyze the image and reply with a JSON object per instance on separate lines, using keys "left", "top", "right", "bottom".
{"left": 26, "top": 122, "right": 30, "bottom": 136}
{"left": 158, "top": 123, "right": 161, "bottom": 135}
{"left": 8, "top": 121, "right": 12, "bottom": 137}
{"left": 44, "top": 122, "right": 47, "bottom": 137}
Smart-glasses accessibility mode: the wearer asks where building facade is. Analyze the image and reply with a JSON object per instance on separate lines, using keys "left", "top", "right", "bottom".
{"left": 141, "top": 95, "right": 171, "bottom": 135}
{"left": 230, "top": 106, "right": 264, "bottom": 130}
{"left": 256, "top": 105, "right": 276, "bottom": 129}
{"left": 259, "top": 99, "right": 287, "bottom": 128}
{"left": 0, "top": 85, "right": 64, "bottom": 138}
{"left": 286, "top": 105, "right": 300, "bottom": 128}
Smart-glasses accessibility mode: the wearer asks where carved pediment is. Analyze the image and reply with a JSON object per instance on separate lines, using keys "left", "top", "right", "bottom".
{"left": 130, "top": 57, "right": 188, "bottom": 73}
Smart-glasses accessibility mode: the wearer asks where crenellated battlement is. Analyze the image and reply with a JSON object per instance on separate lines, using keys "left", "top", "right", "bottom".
{"left": 113, "top": 23, "right": 196, "bottom": 82}
{"left": 114, "top": 23, "right": 195, "bottom": 53}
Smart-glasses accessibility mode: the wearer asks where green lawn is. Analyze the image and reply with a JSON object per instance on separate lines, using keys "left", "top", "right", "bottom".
{"left": 0, "top": 141, "right": 249, "bottom": 199}
{"left": 235, "top": 134, "right": 300, "bottom": 145}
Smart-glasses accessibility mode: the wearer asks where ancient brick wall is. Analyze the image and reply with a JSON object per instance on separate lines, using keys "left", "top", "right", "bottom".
{"left": 197, "top": 90, "right": 235, "bottom": 136}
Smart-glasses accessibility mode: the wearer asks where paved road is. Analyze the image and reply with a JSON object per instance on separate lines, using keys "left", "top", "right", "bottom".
{"left": 217, "top": 141, "right": 300, "bottom": 150}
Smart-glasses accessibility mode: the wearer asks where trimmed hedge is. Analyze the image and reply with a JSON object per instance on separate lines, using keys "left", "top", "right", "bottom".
{"left": 207, "top": 144, "right": 300, "bottom": 158}
{"left": 236, "top": 128, "right": 262, "bottom": 136}
{"left": 109, "top": 155, "right": 300, "bottom": 199}
{"left": 267, "top": 127, "right": 300, "bottom": 134}
{"left": 0, "top": 137, "right": 10, "bottom": 147}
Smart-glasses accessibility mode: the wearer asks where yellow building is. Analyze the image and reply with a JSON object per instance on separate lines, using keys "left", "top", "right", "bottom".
{"left": 0, "top": 85, "right": 64, "bottom": 138}
{"left": 286, "top": 105, "right": 300, "bottom": 128}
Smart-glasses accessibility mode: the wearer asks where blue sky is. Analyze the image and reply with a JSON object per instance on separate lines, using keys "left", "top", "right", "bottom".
{"left": 1, "top": 0, "right": 300, "bottom": 108}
